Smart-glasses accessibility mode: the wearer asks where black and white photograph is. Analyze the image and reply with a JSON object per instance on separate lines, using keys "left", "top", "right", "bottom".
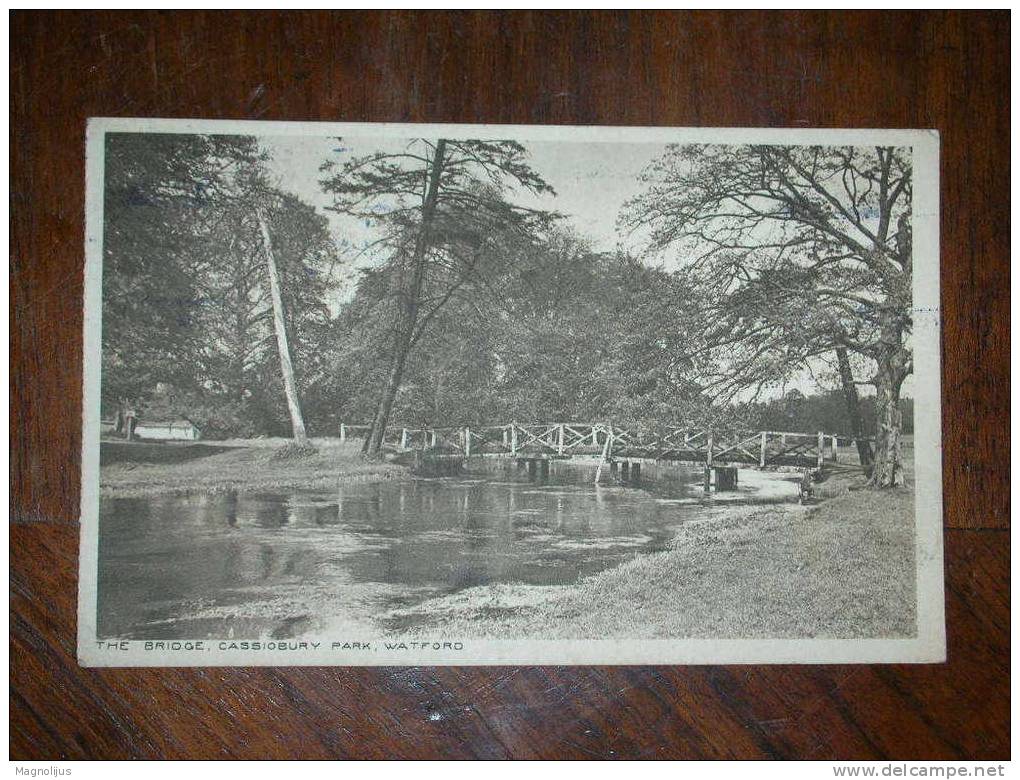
{"left": 78, "top": 119, "right": 943, "bottom": 666}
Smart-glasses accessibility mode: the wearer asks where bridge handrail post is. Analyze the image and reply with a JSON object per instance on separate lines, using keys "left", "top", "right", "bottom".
{"left": 760, "top": 430, "right": 767, "bottom": 467}
{"left": 817, "top": 431, "right": 824, "bottom": 468}
{"left": 339, "top": 422, "right": 346, "bottom": 443}
{"left": 464, "top": 427, "right": 471, "bottom": 457}
{"left": 557, "top": 423, "right": 565, "bottom": 455}
{"left": 593, "top": 427, "right": 613, "bottom": 484}
{"left": 704, "top": 433, "right": 714, "bottom": 493}
{"left": 510, "top": 424, "right": 518, "bottom": 455}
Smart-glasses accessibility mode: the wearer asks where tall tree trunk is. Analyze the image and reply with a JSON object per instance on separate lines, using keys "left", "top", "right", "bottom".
{"left": 835, "top": 345, "right": 873, "bottom": 467}
{"left": 361, "top": 401, "right": 379, "bottom": 455}
{"left": 869, "top": 314, "right": 911, "bottom": 488}
{"left": 256, "top": 208, "right": 308, "bottom": 444}
{"left": 366, "top": 332, "right": 413, "bottom": 455}
{"left": 365, "top": 139, "right": 448, "bottom": 457}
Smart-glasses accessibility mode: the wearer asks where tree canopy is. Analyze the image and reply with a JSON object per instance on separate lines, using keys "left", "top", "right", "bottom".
{"left": 622, "top": 144, "right": 913, "bottom": 484}
{"left": 102, "top": 133, "right": 338, "bottom": 438}
{"left": 102, "top": 134, "right": 914, "bottom": 484}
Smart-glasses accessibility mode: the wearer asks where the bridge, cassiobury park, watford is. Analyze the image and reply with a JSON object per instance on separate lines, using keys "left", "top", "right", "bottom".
{"left": 339, "top": 422, "right": 844, "bottom": 491}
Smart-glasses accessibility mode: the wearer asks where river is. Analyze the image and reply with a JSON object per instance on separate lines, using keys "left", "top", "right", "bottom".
{"left": 97, "top": 459, "right": 801, "bottom": 639}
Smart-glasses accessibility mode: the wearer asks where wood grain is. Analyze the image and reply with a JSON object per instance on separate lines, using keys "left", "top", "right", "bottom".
{"left": 11, "top": 10, "right": 1009, "bottom": 759}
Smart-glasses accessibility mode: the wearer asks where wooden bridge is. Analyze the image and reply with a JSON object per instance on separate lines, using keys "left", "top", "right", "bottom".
{"left": 340, "top": 422, "right": 841, "bottom": 471}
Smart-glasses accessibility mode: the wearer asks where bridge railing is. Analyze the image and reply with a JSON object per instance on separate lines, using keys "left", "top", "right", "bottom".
{"left": 338, "top": 421, "right": 843, "bottom": 468}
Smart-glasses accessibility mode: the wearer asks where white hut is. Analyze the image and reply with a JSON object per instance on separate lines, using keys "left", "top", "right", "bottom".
{"left": 133, "top": 419, "right": 201, "bottom": 441}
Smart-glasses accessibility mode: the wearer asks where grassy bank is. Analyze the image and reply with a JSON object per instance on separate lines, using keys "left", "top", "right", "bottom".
{"left": 387, "top": 471, "right": 917, "bottom": 639}
{"left": 99, "top": 438, "right": 405, "bottom": 498}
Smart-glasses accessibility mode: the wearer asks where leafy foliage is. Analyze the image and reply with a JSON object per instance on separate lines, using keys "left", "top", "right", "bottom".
{"left": 324, "top": 227, "right": 712, "bottom": 429}
{"left": 103, "top": 135, "right": 912, "bottom": 467}
{"left": 102, "top": 133, "right": 338, "bottom": 437}
{"left": 623, "top": 144, "right": 912, "bottom": 386}
{"left": 622, "top": 144, "right": 914, "bottom": 484}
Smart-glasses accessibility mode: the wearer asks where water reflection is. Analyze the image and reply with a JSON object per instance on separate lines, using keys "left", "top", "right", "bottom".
{"left": 97, "top": 460, "right": 800, "bottom": 639}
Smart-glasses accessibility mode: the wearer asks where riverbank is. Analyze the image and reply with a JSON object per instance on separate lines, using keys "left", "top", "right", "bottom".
{"left": 386, "top": 469, "right": 917, "bottom": 639}
{"left": 99, "top": 438, "right": 405, "bottom": 498}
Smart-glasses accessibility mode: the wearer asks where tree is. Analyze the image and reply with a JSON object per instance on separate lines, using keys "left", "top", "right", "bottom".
{"left": 834, "top": 345, "right": 874, "bottom": 466}
{"left": 624, "top": 144, "right": 912, "bottom": 486}
{"left": 101, "top": 133, "right": 264, "bottom": 417}
{"left": 321, "top": 138, "right": 557, "bottom": 457}
{"left": 102, "top": 133, "right": 334, "bottom": 440}
{"left": 478, "top": 232, "right": 706, "bottom": 426}
{"left": 325, "top": 226, "right": 708, "bottom": 432}
{"left": 658, "top": 254, "right": 876, "bottom": 464}
{"left": 256, "top": 207, "right": 308, "bottom": 443}
{"left": 196, "top": 151, "right": 322, "bottom": 444}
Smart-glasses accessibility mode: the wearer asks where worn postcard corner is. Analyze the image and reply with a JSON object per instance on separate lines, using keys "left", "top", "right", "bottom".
{"left": 79, "top": 119, "right": 943, "bottom": 666}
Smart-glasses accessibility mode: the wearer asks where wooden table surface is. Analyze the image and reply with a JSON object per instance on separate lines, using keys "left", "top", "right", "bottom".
{"left": 10, "top": 11, "right": 1009, "bottom": 760}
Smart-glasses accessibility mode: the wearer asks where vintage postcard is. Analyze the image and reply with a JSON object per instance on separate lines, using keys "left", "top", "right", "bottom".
{"left": 78, "top": 119, "right": 943, "bottom": 666}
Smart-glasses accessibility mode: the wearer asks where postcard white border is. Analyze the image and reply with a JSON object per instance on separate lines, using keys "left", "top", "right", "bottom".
{"left": 78, "top": 119, "right": 943, "bottom": 666}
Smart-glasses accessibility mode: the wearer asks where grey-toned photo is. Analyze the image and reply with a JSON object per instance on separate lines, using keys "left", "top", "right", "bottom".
{"left": 78, "top": 120, "right": 943, "bottom": 666}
